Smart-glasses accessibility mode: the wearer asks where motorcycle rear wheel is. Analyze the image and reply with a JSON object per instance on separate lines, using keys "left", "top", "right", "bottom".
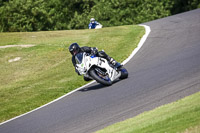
{"left": 89, "top": 68, "right": 112, "bottom": 86}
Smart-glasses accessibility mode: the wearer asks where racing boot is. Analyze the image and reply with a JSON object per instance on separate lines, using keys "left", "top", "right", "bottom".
{"left": 98, "top": 51, "right": 122, "bottom": 70}
{"left": 109, "top": 57, "right": 122, "bottom": 70}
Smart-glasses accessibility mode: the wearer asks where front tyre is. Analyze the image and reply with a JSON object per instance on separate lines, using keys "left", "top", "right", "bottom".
{"left": 119, "top": 67, "right": 128, "bottom": 79}
{"left": 89, "top": 68, "right": 112, "bottom": 86}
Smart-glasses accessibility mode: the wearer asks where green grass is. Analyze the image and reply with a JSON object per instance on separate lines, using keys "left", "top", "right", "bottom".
{"left": 182, "top": 125, "right": 200, "bottom": 133}
{"left": 0, "top": 25, "right": 145, "bottom": 123}
{"left": 96, "top": 91, "right": 200, "bottom": 133}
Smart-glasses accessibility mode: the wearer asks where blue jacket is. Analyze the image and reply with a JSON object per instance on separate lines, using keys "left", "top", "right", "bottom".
{"left": 88, "top": 21, "right": 100, "bottom": 29}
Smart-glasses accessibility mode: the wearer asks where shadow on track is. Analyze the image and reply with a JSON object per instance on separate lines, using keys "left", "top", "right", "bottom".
{"left": 79, "top": 79, "right": 121, "bottom": 92}
{"left": 79, "top": 83, "right": 106, "bottom": 92}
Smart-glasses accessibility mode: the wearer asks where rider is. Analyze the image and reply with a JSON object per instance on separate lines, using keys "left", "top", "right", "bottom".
{"left": 88, "top": 18, "right": 102, "bottom": 29}
{"left": 69, "top": 43, "right": 121, "bottom": 79}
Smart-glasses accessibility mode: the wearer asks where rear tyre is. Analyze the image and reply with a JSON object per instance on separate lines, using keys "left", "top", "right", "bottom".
{"left": 89, "top": 68, "right": 112, "bottom": 86}
{"left": 119, "top": 67, "right": 128, "bottom": 79}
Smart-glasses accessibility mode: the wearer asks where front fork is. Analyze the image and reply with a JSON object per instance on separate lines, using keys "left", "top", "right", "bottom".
{"left": 109, "top": 69, "right": 121, "bottom": 81}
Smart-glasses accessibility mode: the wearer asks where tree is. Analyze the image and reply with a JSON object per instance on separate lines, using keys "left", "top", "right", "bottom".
{"left": 87, "top": 0, "right": 172, "bottom": 27}
{"left": 0, "top": 0, "right": 199, "bottom": 32}
{"left": 171, "top": 0, "right": 200, "bottom": 14}
{"left": 0, "top": 0, "right": 51, "bottom": 31}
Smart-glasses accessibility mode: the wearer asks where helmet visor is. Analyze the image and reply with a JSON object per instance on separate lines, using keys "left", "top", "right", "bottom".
{"left": 70, "top": 48, "right": 78, "bottom": 55}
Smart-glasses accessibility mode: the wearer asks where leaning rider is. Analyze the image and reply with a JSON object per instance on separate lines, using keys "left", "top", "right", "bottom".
{"left": 69, "top": 43, "right": 121, "bottom": 79}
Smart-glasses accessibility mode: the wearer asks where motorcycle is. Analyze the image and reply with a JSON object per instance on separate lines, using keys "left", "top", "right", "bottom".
{"left": 95, "top": 24, "right": 102, "bottom": 29}
{"left": 75, "top": 52, "right": 128, "bottom": 86}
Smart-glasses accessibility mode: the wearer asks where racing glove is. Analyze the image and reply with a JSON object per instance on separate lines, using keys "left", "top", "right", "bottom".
{"left": 91, "top": 47, "right": 98, "bottom": 55}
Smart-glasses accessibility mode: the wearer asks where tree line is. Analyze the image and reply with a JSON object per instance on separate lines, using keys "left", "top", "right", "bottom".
{"left": 0, "top": 0, "right": 199, "bottom": 32}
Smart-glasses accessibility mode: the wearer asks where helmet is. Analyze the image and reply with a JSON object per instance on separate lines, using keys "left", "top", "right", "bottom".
{"left": 90, "top": 18, "right": 95, "bottom": 23}
{"left": 69, "top": 43, "right": 80, "bottom": 55}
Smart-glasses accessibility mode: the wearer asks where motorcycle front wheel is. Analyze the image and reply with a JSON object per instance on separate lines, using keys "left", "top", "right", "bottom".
{"left": 119, "top": 67, "right": 128, "bottom": 79}
{"left": 89, "top": 68, "right": 112, "bottom": 86}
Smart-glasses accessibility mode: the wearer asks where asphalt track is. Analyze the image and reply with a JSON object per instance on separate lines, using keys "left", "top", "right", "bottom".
{"left": 1, "top": 9, "right": 200, "bottom": 133}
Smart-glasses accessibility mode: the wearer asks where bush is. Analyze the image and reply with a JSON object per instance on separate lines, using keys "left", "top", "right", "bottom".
{"left": 0, "top": 0, "right": 199, "bottom": 32}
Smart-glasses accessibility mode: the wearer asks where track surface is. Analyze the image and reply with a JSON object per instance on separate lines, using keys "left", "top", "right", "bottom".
{"left": 1, "top": 9, "right": 200, "bottom": 133}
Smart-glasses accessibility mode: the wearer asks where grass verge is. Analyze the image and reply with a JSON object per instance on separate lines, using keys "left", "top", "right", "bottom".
{"left": 0, "top": 25, "right": 145, "bottom": 123}
{"left": 96, "top": 91, "right": 200, "bottom": 133}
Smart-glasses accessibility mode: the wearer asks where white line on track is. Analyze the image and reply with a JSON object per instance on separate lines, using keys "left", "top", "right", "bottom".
{"left": 122, "top": 25, "right": 151, "bottom": 65}
{"left": 0, "top": 24, "right": 151, "bottom": 126}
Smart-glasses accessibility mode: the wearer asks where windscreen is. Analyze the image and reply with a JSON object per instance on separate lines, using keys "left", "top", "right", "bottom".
{"left": 75, "top": 52, "right": 83, "bottom": 64}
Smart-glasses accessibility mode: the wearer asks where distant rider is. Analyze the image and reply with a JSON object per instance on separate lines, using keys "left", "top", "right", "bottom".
{"left": 69, "top": 43, "right": 121, "bottom": 80}
{"left": 88, "top": 18, "right": 102, "bottom": 29}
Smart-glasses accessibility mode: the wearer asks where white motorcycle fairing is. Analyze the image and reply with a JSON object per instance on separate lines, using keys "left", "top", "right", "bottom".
{"left": 75, "top": 52, "right": 121, "bottom": 82}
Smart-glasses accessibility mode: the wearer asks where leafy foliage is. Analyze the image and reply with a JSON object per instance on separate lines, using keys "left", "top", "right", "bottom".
{"left": 0, "top": 0, "right": 199, "bottom": 32}
{"left": 88, "top": 0, "right": 173, "bottom": 27}
{"left": 0, "top": 0, "right": 51, "bottom": 31}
